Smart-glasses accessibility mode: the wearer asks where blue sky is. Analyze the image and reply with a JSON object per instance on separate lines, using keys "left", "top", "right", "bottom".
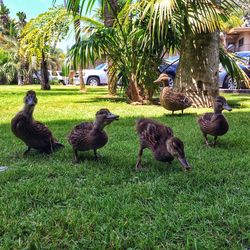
{"left": 6, "top": 0, "right": 85, "bottom": 52}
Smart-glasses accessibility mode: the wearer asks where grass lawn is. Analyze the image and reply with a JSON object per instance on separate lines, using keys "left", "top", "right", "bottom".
{"left": 0, "top": 85, "right": 249, "bottom": 249}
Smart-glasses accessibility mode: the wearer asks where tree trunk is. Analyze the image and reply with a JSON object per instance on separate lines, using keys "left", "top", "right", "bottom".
{"left": 175, "top": 29, "right": 220, "bottom": 108}
{"left": 103, "top": 0, "right": 118, "bottom": 96}
{"left": 104, "top": 0, "right": 118, "bottom": 27}
{"left": 78, "top": 65, "right": 86, "bottom": 92}
{"left": 107, "top": 62, "right": 117, "bottom": 95}
{"left": 73, "top": 5, "right": 86, "bottom": 92}
{"left": 23, "top": 62, "right": 31, "bottom": 85}
{"left": 40, "top": 51, "right": 50, "bottom": 90}
{"left": 17, "top": 71, "right": 23, "bottom": 85}
{"left": 126, "top": 73, "right": 143, "bottom": 103}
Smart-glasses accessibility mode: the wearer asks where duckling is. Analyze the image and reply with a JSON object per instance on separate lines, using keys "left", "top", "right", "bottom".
{"left": 198, "top": 96, "right": 232, "bottom": 146}
{"left": 68, "top": 109, "right": 119, "bottom": 163}
{"left": 11, "top": 90, "right": 64, "bottom": 155}
{"left": 154, "top": 73, "right": 192, "bottom": 115}
{"left": 135, "top": 118, "right": 191, "bottom": 171}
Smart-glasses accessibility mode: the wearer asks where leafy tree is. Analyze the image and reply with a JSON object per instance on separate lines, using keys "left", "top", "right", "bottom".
{"left": 0, "top": 48, "right": 10, "bottom": 83}
{"left": 0, "top": 4, "right": 29, "bottom": 85}
{"left": 20, "top": 7, "right": 71, "bottom": 90}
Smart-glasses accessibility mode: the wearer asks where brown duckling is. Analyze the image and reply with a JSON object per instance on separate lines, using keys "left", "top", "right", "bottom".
{"left": 198, "top": 96, "right": 232, "bottom": 146}
{"left": 11, "top": 90, "right": 64, "bottom": 155}
{"left": 154, "top": 73, "right": 192, "bottom": 115}
{"left": 135, "top": 118, "right": 191, "bottom": 171}
{"left": 68, "top": 109, "right": 119, "bottom": 162}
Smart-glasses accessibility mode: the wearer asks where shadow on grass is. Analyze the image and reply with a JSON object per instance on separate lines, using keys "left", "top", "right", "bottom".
{"left": 1, "top": 109, "right": 250, "bottom": 173}
{"left": 73, "top": 96, "right": 126, "bottom": 104}
{"left": 227, "top": 95, "right": 250, "bottom": 108}
{"left": 0, "top": 86, "right": 109, "bottom": 97}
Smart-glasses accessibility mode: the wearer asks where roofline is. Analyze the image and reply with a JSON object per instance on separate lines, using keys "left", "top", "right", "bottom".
{"left": 227, "top": 27, "right": 250, "bottom": 35}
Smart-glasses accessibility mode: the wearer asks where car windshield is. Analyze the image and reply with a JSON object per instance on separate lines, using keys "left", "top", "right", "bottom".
{"left": 95, "top": 64, "right": 106, "bottom": 70}
{"left": 235, "top": 51, "right": 250, "bottom": 58}
{"left": 163, "top": 56, "right": 179, "bottom": 64}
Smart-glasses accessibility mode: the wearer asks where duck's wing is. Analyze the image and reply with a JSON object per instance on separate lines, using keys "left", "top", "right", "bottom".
{"left": 174, "top": 92, "right": 192, "bottom": 107}
{"left": 161, "top": 89, "right": 192, "bottom": 108}
{"left": 74, "top": 122, "right": 94, "bottom": 130}
{"left": 198, "top": 113, "right": 219, "bottom": 134}
{"left": 68, "top": 122, "right": 94, "bottom": 146}
{"left": 137, "top": 120, "right": 173, "bottom": 149}
{"left": 30, "top": 120, "right": 53, "bottom": 140}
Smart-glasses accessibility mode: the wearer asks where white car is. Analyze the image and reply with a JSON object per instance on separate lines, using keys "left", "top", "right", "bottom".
{"left": 48, "top": 70, "right": 68, "bottom": 85}
{"left": 83, "top": 63, "right": 108, "bottom": 86}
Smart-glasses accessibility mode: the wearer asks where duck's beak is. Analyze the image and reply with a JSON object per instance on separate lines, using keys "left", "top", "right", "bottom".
{"left": 177, "top": 157, "right": 191, "bottom": 171}
{"left": 27, "top": 98, "right": 36, "bottom": 106}
{"left": 107, "top": 113, "right": 119, "bottom": 121}
{"left": 223, "top": 103, "right": 232, "bottom": 111}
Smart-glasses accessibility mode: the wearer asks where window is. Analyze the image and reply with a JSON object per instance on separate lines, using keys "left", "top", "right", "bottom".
{"left": 239, "top": 38, "right": 244, "bottom": 47}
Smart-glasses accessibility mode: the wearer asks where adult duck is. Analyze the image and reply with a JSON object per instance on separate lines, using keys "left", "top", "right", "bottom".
{"left": 198, "top": 96, "right": 232, "bottom": 146}
{"left": 154, "top": 73, "right": 192, "bottom": 115}
{"left": 11, "top": 90, "right": 64, "bottom": 155}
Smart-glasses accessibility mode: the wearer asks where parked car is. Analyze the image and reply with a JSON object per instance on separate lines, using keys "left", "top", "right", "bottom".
{"left": 33, "top": 70, "right": 68, "bottom": 85}
{"left": 48, "top": 70, "right": 68, "bottom": 85}
{"left": 235, "top": 51, "right": 250, "bottom": 63}
{"left": 82, "top": 63, "right": 108, "bottom": 86}
{"left": 159, "top": 54, "right": 250, "bottom": 89}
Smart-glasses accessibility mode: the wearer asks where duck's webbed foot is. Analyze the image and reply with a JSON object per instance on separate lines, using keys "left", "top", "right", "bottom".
{"left": 73, "top": 149, "right": 79, "bottom": 164}
{"left": 23, "top": 147, "right": 31, "bottom": 156}
{"left": 212, "top": 136, "right": 218, "bottom": 147}
{"left": 135, "top": 146, "right": 148, "bottom": 171}
{"left": 93, "top": 149, "right": 100, "bottom": 161}
{"left": 135, "top": 161, "right": 148, "bottom": 172}
{"left": 203, "top": 134, "right": 211, "bottom": 147}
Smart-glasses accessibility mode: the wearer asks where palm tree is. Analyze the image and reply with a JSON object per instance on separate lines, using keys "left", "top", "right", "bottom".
{"left": 0, "top": 2, "right": 10, "bottom": 32}
{"left": 73, "top": 5, "right": 87, "bottom": 92}
{"left": 136, "top": 0, "right": 244, "bottom": 107}
{"left": 66, "top": 0, "right": 119, "bottom": 94}
{"left": 67, "top": 0, "right": 247, "bottom": 104}
{"left": 0, "top": 33, "right": 25, "bottom": 84}
{"left": 16, "top": 12, "right": 27, "bottom": 29}
{"left": 68, "top": 7, "right": 165, "bottom": 102}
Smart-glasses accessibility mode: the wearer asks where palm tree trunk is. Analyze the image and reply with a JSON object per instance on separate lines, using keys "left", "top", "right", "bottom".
{"left": 107, "top": 63, "right": 117, "bottom": 95}
{"left": 175, "top": 29, "right": 219, "bottom": 108}
{"left": 73, "top": 4, "right": 86, "bottom": 92}
{"left": 126, "top": 73, "right": 143, "bottom": 103}
{"left": 17, "top": 71, "right": 23, "bottom": 85}
{"left": 40, "top": 50, "right": 50, "bottom": 90}
{"left": 22, "top": 62, "right": 31, "bottom": 85}
{"left": 104, "top": 0, "right": 118, "bottom": 96}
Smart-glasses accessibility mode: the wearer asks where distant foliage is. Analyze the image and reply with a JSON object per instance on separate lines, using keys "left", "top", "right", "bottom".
{"left": 20, "top": 7, "right": 71, "bottom": 67}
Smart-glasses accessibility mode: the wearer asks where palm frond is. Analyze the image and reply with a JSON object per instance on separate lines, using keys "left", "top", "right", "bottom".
{"left": 219, "top": 48, "right": 250, "bottom": 88}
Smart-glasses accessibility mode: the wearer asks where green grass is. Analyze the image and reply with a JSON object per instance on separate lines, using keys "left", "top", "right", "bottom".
{"left": 0, "top": 85, "right": 249, "bottom": 249}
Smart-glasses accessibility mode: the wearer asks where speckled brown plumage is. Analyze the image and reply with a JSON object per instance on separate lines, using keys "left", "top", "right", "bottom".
{"left": 11, "top": 90, "right": 64, "bottom": 154}
{"left": 68, "top": 109, "right": 119, "bottom": 162}
{"left": 198, "top": 96, "right": 232, "bottom": 146}
{"left": 154, "top": 74, "right": 192, "bottom": 114}
{"left": 135, "top": 118, "right": 191, "bottom": 171}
